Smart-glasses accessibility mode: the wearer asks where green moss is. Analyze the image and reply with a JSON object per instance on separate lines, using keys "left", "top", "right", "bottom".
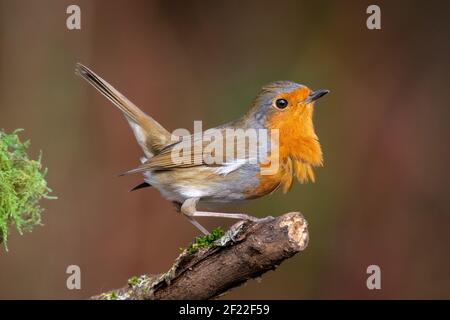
{"left": 185, "top": 227, "right": 224, "bottom": 254}
{"left": 128, "top": 276, "right": 139, "bottom": 287}
{"left": 104, "top": 292, "right": 118, "bottom": 300}
{"left": 0, "top": 129, "right": 55, "bottom": 250}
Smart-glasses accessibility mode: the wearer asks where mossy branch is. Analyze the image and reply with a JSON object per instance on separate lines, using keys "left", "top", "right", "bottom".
{"left": 91, "top": 212, "right": 309, "bottom": 300}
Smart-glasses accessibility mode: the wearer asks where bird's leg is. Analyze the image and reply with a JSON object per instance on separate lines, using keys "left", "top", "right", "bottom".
{"left": 187, "top": 216, "right": 210, "bottom": 235}
{"left": 179, "top": 199, "right": 210, "bottom": 235}
{"left": 181, "top": 198, "right": 263, "bottom": 235}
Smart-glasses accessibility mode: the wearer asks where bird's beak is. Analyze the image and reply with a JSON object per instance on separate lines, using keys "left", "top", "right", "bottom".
{"left": 305, "top": 89, "right": 330, "bottom": 103}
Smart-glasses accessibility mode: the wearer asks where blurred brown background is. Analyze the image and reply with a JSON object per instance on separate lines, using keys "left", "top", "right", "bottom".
{"left": 0, "top": 0, "right": 449, "bottom": 299}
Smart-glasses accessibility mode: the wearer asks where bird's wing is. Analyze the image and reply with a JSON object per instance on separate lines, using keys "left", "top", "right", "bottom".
{"left": 121, "top": 128, "right": 260, "bottom": 175}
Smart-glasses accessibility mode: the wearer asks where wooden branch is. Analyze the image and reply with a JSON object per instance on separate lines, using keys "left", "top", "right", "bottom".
{"left": 91, "top": 212, "right": 309, "bottom": 300}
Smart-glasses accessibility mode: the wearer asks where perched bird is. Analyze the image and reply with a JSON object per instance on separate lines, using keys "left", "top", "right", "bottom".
{"left": 75, "top": 63, "right": 329, "bottom": 235}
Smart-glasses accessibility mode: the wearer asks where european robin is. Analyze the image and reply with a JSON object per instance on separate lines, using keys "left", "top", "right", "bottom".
{"left": 76, "top": 63, "right": 329, "bottom": 235}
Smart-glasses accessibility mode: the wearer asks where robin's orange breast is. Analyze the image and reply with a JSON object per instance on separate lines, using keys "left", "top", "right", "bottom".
{"left": 243, "top": 157, "right": 292, "bottom": 199}
{"left": 243, "top": 98, "right": 324, "bottom": 199}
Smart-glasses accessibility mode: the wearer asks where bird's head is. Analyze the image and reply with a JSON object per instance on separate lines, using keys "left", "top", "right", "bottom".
{"left": 247, "top": 81, "right": 329, "bottom": 181}
{"left": 248, "top": 81, "right": 328, "bottom": 127}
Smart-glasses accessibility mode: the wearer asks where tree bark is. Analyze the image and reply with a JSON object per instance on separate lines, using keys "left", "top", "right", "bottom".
{"left": 91, "top": 212, "right": 309, "bottom": 300}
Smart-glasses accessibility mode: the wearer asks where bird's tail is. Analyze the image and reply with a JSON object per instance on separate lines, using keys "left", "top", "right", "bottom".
{"left": 75, "top": 63, "right": 171, "bottom": 157}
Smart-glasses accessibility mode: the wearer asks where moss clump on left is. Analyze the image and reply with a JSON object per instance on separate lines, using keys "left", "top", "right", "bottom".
{"left": 0, "top": 129, "right": 55, "bottom": 249}
{"left": 186, "top": 227, "right": 224, "bottom": 254}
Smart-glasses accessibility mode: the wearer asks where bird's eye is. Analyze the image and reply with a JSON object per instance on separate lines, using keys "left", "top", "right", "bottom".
{"left": 275, "top": 98, "right": 288, "bottom": 109}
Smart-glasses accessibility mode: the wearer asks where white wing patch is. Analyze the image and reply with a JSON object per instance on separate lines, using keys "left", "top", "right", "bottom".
{"left": 214, "top": 159, "right": 247, "bottom": 176}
